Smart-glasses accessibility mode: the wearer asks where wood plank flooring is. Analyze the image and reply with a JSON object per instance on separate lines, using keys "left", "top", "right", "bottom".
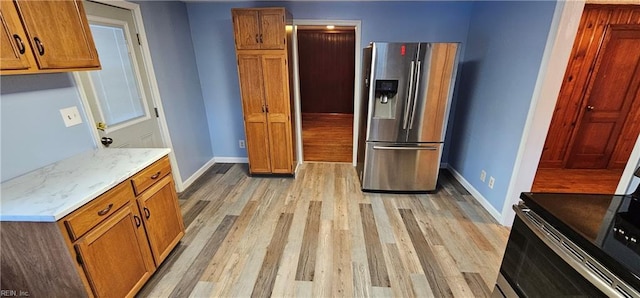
{"left": 138, "top": 163, "right": 510, "bottom": 297}
{"left": 302, "top": 113, "right": 353, "bottom": 163}
{"left": 531, "top": 168, "right": 624, "bottom": 194}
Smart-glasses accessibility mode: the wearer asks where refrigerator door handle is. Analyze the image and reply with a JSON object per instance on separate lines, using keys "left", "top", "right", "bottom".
{"left": 403, "top": 60, "right": 416, "bottom": 129}
{"left": 373, "top": 145, "right": 438, "bottom": 151}
{"left": 408, "top": 60, "right": 422, "bottom": 129}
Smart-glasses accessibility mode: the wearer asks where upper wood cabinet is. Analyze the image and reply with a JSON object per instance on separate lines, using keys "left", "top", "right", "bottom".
{"left": 232, "top": 8, "right": 287, "bottom": 50}
{"left": 0, "top": 0, "right": 100, "bottom": 75}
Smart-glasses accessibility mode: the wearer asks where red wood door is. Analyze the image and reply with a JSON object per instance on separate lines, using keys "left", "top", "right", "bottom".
{"left": 567, "top": 25, "right": 640, "bottom": 169}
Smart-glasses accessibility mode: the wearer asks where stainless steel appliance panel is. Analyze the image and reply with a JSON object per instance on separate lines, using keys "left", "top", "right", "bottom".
{"left": 406, "top": 43, "right": 459, "bottom": 143}
{"left": 366, "top": 43, "right": 418, "bottom": 143}
{"left": 362, "top": 142, "right": 441, "bottom": 191}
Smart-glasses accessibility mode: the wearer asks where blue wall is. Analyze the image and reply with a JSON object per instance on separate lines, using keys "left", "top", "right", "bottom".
{"left": 1, "top": 74, "right": 96, "bottom": 182}
{"left": 1, "top": 1, "right": 213, "bottom": 185}
{"left": 136, "top": 1, "right": 214, "bottom": 182}
{"left": 449, "top": 1, "right": 556, "bottom": 211}
{"left": 187, "top": 1, "right": 474, "bottom": 158}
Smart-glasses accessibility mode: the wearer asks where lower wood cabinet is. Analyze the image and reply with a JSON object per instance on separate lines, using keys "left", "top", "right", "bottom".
{"left": 0, "top": 155, "right": 184, "bottom": 297}
{"left": 76, "top": 203, "right": 155, "bottom": 298}
{"left": 137, "top": 174, "right": 185, "bottom": 265}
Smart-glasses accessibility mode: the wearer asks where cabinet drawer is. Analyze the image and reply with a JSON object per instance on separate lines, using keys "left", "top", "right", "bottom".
{"left": 63, "top": 181, "right": 134, "bottom": 241}
{"left": 131, "top": 156, "right": 171, "bottom": 195}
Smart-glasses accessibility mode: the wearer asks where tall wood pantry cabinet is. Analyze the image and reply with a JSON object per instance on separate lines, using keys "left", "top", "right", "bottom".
{"left": 232, "top": 8, "right": 296, "bottom": 174}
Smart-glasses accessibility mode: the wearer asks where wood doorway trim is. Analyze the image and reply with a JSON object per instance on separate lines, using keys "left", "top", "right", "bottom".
{"left": 291, "top": 19, "right": 362, "bottom": 166}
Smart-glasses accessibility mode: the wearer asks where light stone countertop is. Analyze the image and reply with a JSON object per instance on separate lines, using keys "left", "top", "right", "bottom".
{"left": 0, "top": 148, "right": 171, "bottom": 222}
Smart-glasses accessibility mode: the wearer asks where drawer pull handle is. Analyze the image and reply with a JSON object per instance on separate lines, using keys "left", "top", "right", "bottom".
{"left": 144, "top": 207, "right": 151, "bottom": 219}
{"left": 150, "top": 171, "right": 161, "bottom": 179}
{"left": 97, "top": 204, "right": 114, "bottom": 216}
{"left": 134, "top": 215, "right": 141, "bottom": 227}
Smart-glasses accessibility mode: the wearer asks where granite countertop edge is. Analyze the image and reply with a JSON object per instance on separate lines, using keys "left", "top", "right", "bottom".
{"left": 0, "top": 148, "right": 171, "bottom": 223}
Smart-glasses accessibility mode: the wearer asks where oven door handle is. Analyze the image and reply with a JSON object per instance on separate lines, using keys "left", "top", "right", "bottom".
{"left": 513, "top": 203, "right": 639, "bottom": 298}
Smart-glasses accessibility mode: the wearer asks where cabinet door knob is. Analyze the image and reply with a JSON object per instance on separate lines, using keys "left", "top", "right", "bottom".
{"left": 586, "top": 105, "right": 595, "bottom": 111}
{"left": 13, "top": 34, "right": 25, "bottom": 54}
{"left": 150, "top": 171, "right": 161, "bottom": 179}
{"left": 34, "top": 37, "right": 44, "bottom": 55}
{"left": 259, "top": 34, "right": 263, "bottom": 43}
{"left": 97, "top": 204, "right": 113, "bottom": 216}
{"left": 255, "top": 34, "right": 259, "bottom": 43}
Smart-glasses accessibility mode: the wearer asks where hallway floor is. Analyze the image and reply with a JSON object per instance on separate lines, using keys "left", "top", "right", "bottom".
{"left": 531, "top": 168, "right": 624, "bottom": 194}
{"left": 302, "top": 113, "right": 353, "bottom": 163}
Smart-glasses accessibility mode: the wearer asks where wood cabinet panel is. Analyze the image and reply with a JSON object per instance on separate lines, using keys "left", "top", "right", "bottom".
{"left": 14, "top": 0, "right": 99, "bottom": 70}
{"left": 232, "top": 9, "right": 261, "bottom": 50}
{"left": 0, "top": 1, "right": 34, "bottom": 71}
{"left": 540, "top": 5, "right": 640, "bottom": 169}
{"left": 259, "top": 9, "right": 285, "bottom": 50}
{"left": 245, "top": 121, "right": 272, "bottom": 173}
{"left": 232, "top": 8, "right": 285, "bottom": 50}
{"left": 0, "top": 222, "right": 87, "bottom": 297}
{"left": 131, "top": 156, "right": 172, "bottom": 195}
{"left": 64, "top": 181, "right": 134, "bottom": 241}
{"left": 76, "top": 203, "right": 155, "bottom": 298}
{"left": 137, "top": 175, "right": 185, "bottom": 265}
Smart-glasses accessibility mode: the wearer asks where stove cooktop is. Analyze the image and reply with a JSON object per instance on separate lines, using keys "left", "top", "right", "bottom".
{"left": 521, "top": 192, "right": 640, "bottom": 290}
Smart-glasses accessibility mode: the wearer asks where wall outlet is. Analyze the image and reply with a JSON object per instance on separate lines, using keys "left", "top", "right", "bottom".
{"left": 488, "top": 176, "right": 495, "bottom": 189}
{"left": 239, "top": 140, "right": 245, "bottom": 148}
{"left": 480, "top": 170, "right": 486, "bottom": 182}
{"left": 60, "top": 106, "right": 82, "bottom": 127}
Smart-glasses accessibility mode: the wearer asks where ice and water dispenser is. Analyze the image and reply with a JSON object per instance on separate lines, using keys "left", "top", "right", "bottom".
{"left": 373, "top": 79, "right": 398, "bottom": 119}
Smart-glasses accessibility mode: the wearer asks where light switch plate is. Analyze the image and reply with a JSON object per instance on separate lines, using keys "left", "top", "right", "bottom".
{"left": 60, "top": 106, "right": 83, "bottom": 127}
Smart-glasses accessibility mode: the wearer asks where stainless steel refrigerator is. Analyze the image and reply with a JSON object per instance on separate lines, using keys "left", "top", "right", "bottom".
{"left": 356, "top": 42, "right": 460, "bottom": 192}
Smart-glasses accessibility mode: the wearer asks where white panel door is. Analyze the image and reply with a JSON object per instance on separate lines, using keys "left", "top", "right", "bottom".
{"left": 78, "top": 1, "right": 162, "bottom": 148}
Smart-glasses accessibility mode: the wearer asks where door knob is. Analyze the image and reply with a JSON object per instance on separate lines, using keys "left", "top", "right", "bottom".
{"left": 586, "top": 105, "right": 595, "bottom": 111}
{"left": 101, "top": 137, "right": 113, "bottom": 147}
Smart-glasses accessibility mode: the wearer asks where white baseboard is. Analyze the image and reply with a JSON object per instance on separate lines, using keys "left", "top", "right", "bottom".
{"left": 445, "top": 166, "right": 502, "bottom": 223}
{"left": 214, "top": 157, "right": 249, "bottom": 163}
{"left": 181, "top": 157, "right": 216, "bottom": 191}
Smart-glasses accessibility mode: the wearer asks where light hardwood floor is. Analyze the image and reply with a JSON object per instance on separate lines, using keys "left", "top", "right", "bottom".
{"left": 531, "top": 168, "right": 624, "bottom": 194}
{"left": 302, "top": 113, "right": 353, "bottom": 163}
{"left": 138, "top": 163, "right": 510, "bottom": 297}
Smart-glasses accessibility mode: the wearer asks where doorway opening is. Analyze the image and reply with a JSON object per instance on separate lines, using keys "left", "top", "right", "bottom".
{"left": 297, "top": 25, "right": 356, "bottom": 163}
{"left": 532, "top": 4, "right": 640, "bottom": 194}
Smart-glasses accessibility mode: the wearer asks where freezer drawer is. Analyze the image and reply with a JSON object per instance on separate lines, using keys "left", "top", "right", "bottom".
{"left": 361, "top": 142, "right": 442, "bottom": 191}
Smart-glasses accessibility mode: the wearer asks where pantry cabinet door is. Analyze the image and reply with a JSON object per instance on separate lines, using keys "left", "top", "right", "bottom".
{"left": 237, "top": 53, "right": 271, "bottom": 173}
{"left": 262, "top": 53, "right": 293, "bottom": 173}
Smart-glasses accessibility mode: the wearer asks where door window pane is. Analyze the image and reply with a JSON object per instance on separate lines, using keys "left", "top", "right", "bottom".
{"left": 89, "top": 24, "right": 145, "bottom": 126}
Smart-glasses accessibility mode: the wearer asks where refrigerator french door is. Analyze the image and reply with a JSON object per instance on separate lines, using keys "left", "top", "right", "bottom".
{"left": 357, "top": 42, "right": 459, "bottom": 192}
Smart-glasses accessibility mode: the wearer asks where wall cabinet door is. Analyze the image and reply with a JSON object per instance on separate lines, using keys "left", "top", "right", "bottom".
{"left": 233, "top": 9, "right": 261, "bottom": 50}
{"left": 258, "top": 9, "right": 286, "bottom": 50}
{"left": 137, "top": 175, "right": 185, "bottom": 266}
{"left": 232, "top": 8, "right": 285, "bottom": 50}
{"left": 76, "top": 203, "right": 155, "bottom": 298}
{"left": 238, "top": 53, "right": 272, "bottom": 173}
{"left": 0, "top": 1, "right": 35, "bottom": 71}
{"left": 12, "top": 0, "right": 100, "bottom": 70}
{"left": 262, "top": 54, "right": 293, "bottom": 173}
